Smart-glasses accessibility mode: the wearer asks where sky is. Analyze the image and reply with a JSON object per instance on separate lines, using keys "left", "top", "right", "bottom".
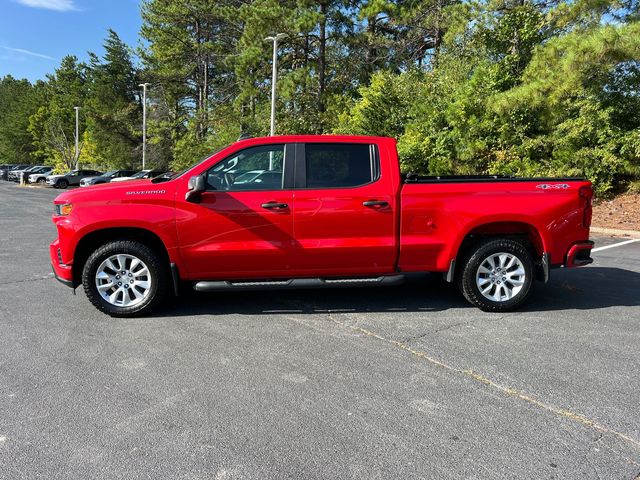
{"left": 0, "top": 0, "right": 142, "bottom": 82}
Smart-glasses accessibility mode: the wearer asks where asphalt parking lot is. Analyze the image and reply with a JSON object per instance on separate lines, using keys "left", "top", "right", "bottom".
{"left": 1, "top": 181, "right": 639, "bottom": 479}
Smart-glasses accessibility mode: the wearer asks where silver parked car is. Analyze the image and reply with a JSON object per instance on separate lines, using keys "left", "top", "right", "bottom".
{"left": 80, "top": 169, "right": 137, "bottom": 187}
{"left": 46, "top": 169, "right": 103, "bottom": 189}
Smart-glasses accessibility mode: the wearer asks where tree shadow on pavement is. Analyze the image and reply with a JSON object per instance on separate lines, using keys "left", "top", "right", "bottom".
{"left": 157, "top": 266, "right": 640, "bottom": 318}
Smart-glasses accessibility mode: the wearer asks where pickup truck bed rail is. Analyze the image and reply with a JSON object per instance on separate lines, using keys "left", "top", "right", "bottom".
{"left": 403, "top": 173, "right": 587, "bottom": 184}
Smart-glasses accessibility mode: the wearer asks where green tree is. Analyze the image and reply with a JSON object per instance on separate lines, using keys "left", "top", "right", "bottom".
{"left": 85, "top": 29, "right": 142, "bottom": 169}
{"left": 28, "top": 56, "right": 88, "bottom": 171}
{"left": 0, "top": 76, "right": 46, "bottom": 164}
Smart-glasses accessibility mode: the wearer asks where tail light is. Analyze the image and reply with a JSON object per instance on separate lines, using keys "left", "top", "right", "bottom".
{"left": 579, "top": 185, "right": 593, "bottom": 228}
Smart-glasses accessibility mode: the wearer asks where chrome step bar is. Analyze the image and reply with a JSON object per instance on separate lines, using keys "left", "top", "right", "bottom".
{"left": 193, "top": 275, "right": 405, "bottom": 292}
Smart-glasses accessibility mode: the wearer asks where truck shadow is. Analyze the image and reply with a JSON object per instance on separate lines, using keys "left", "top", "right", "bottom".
{"left": 159, "top": 267, "right": 640, "bottom": 317}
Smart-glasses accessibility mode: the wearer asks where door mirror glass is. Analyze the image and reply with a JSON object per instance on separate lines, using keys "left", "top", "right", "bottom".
{"left": 186, "top": 174, "right": 206, "bottom": 203}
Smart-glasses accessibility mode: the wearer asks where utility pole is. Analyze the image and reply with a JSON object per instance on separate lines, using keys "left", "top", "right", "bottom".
{"left": 264, "top": 34, "right": 286, "bottom": 170}
{"left": 74, "top": 106, "right": 80, "bottom": 168}
{"left": 264, "top": 34, "right": 287, "bottom": 137}
{"left": 139, "top": 82, "right": 151, "bottom": 170}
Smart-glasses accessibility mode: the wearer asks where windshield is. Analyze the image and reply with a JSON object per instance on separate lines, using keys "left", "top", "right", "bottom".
{"left": 167, "top": 147, "right": 226, "bottom": 180}
{"left": 103, "top": 170, "right": 118, "bottom": 177}
{"left": 131, "top": 171, "right": 148, "bottom": 179}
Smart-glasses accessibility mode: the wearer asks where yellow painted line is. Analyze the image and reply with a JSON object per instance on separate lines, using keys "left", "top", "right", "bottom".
{"left": 327, "top": 314, "right": 640, "bottom": 453}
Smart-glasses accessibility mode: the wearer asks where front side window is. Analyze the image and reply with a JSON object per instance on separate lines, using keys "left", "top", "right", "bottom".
{"left": 305, "top": 143, "right": 376, "bottom": 188}
{"left": 206, "top": 144, "right": 284, "bottom": 191}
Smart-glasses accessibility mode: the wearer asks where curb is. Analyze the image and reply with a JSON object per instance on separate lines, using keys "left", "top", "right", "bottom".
{"left": 591, "top": 226, "right": 640, "bottom": 239}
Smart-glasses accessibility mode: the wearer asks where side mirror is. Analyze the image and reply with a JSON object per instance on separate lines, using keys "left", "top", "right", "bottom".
{"left": 185, "top": 174, "right": 206, "bottom": 203}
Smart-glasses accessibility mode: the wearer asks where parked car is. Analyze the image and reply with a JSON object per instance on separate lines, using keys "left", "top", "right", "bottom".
{"left": 0, "top": 165, "right": 15, "bottom": 181}
{"left": 79, "top": 170, "right": 137, "bottom": 187}
{"left": 109, "top": 169, "right": 167, "bottom": 182}
{"left": 9, "top": 165, "right": 51, "bottom": 183}
{"left": 1, "top": 164, "right": 29, "bottom": 181}
{"left": 46, "top": 169, "right": 103, "bottom": 189}
{"left": 8, "top": 166, "right": 33, "bottom": 182}
{"left": 0, "top": 164, "right": 15, "bottom": 175}
{"left": 28, "top": 167, "right": 54, "bottom": 184}
{"left": 50, "top": 135, "right": 594, "bottom": 317}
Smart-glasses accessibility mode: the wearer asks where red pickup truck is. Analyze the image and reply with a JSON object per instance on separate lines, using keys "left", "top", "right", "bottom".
{"left": 50, "top": 135, "right": 594, "bottom": 317}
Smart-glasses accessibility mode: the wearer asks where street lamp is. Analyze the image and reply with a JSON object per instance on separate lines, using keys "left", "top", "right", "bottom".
{"left": 139, "top": 82, "right": 151, "bottom": 169}
{"left": 74, "top": 106, "right": 80, "bottom": 168}
{"left": 264, "top": 33, "right": 287, "bottom": 137}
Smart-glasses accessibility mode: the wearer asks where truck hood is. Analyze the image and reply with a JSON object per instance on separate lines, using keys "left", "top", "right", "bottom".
{"left": 54, "top": 178, "right": 176, "bottom": 204}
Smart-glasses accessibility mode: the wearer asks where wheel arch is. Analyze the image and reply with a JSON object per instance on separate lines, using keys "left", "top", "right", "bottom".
{"left": 72, "top": 227, "right": 172, "bottom": 288}
{"left": 448, "top": 220, "right": 548, "bottom": 282}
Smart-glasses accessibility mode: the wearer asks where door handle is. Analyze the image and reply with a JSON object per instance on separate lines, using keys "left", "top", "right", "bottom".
{"left": 362, "top": 200, "right": 389, "bottom": 207}
{"left": 261, "top": 202, "right": 289, "bottom": 209}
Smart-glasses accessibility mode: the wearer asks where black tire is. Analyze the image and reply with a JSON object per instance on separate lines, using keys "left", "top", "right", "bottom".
{"left": 458, "top": 238, "right": 534, "bottom": 312}
{"left": 57, "top": 179, "right": 69, "bottom": 189}
{"left": 37, "top": 178, "right": 46, "bottom": 185}
{"left": 82, "top": 240, "right": 170, "bottom": 317}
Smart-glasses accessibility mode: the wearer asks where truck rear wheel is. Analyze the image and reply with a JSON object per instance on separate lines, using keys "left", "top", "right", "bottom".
{"left": 458, "top": 238, "right": 534, "bottom": 312}
{"left": 82, "top": 240, "right": 169, "bottom": 317}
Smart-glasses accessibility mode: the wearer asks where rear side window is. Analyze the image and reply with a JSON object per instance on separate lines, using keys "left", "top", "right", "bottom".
{"left": 305, "top": 143, "right": 377, "bottom": 188}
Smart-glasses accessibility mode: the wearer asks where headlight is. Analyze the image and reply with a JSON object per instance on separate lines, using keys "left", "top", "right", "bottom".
{"left": 54, "top": 203, "right": 73, "bottom": 216}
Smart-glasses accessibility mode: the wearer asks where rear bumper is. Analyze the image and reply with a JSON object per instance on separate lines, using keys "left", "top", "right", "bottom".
{"left": 50, "top": 240, "right": 74, "bottom": 287}
{"left": 565, "top": 241, "right": 594, "bottom": 267}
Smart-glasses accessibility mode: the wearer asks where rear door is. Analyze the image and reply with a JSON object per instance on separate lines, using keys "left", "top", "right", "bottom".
{"left": 176, "top": 143, "right": 296, "bottom": 279}
{"left": 292, "top": 142, "right": 397, "bottom": 276}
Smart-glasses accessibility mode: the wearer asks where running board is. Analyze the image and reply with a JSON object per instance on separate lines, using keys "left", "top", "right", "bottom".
{"left": 193, "top": 275, "right": 405, "bottom": 292}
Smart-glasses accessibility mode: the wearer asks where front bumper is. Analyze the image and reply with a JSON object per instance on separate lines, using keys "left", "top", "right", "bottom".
{"left": 565, "top": 241, "right": 594, "bottom": 267}
{"left": 50, "top": 240, "right": 74, "bottom": 287}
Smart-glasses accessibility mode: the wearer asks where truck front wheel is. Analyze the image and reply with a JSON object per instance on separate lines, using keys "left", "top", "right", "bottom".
{"left": 458, "top": 238, "right": 534, "bottom": 312}
{"left": 82, "top": 240, "right": 169, "bottom": 317}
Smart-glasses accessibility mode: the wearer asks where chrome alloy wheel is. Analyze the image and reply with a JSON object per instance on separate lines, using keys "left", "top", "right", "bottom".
{"left": 95, "top": 254, "right": 152, "bottom": 307}
{"left": 475, "top": 252, "right": 526, "bottom": 302}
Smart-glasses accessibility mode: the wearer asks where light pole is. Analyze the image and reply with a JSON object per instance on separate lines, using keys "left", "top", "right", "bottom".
{"left": 74, "top": 106, "right": 80, "bottom": 168}
{"left": 139, "top": 82, "right": 151, "bottom": 169}
{"left": 264, "top": 33, "right": 286, "bottom": 137}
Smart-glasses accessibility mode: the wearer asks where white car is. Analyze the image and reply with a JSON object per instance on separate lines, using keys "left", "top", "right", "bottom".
{"left": 27, "top": 166, "right": 54, "bottom": 184}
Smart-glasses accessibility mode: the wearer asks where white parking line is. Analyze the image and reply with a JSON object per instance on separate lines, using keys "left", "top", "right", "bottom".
{"left": 592, "top": 239, "right": 640, "bottom": 252}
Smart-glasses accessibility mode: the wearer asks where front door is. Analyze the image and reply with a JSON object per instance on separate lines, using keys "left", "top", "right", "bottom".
{"left": 292, "top": 142, "right": 398, "bottom": 277}
{"left": 176, "top": 143, "right": 296, "bottom": 279}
